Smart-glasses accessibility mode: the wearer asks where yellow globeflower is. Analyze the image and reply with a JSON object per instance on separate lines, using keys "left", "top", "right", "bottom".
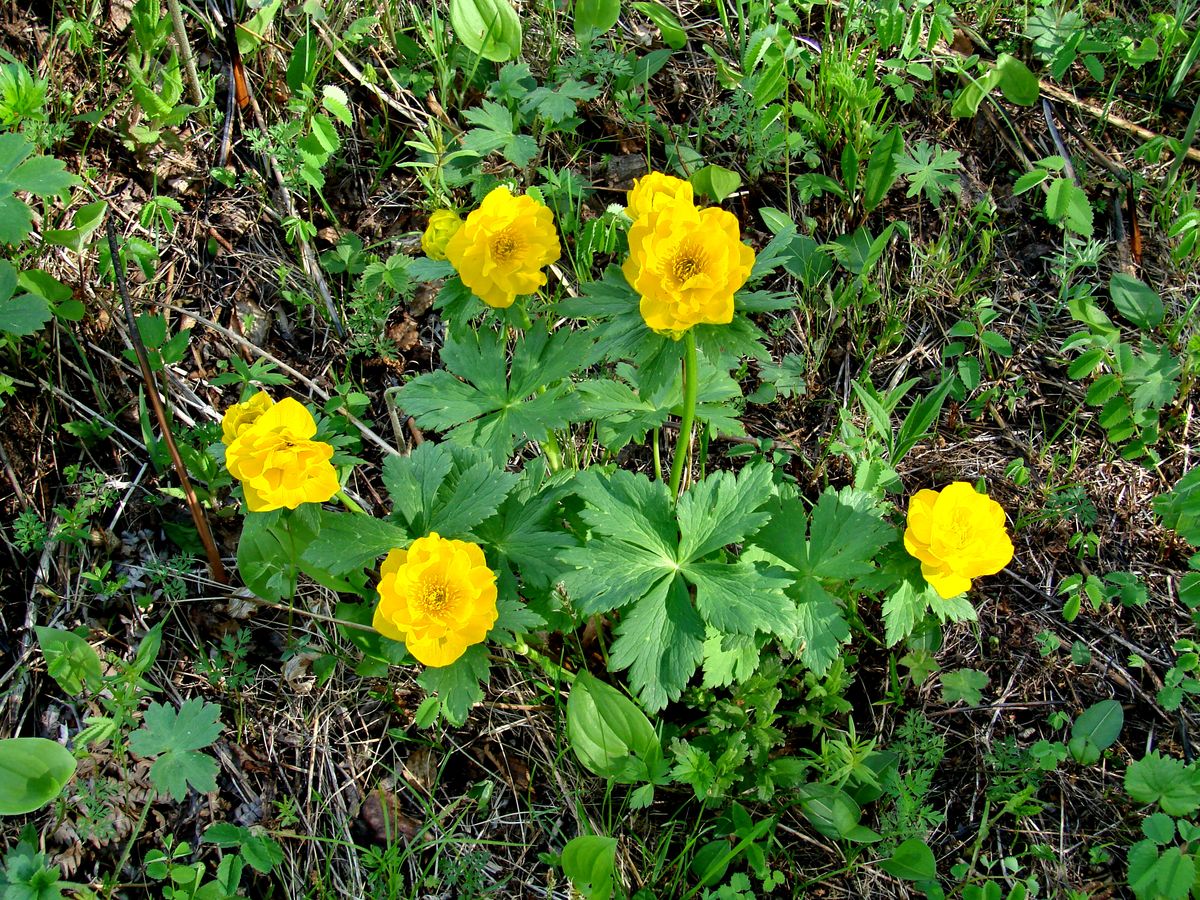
{"left": 903, "top": 482, "right": 1015, "bottom": 599}
{"left": 421, "top": 209, "right": 463, "bottom": 261}
{"left": 373, "top": 533, "right": 499, "bottom": 667}
{"left": 625, "top": 171, "right": 694, "bottom": 222}
{"left": 622, "top": 200, "right": 756, "bottom": 337}
{"left": 221, "top": 391, "right": 274, "bottom": 445}
{"left": 224, "top": 397, "right": 340, "bottom": 513}
{"left": 444, "top": 186, "right": 561, "bottom": 308}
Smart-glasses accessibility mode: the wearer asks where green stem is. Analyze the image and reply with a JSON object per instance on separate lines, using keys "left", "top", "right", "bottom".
{"left": 512, "top": 637, "right": 576, "bottom": 684}
{"left": 652, "top": 427, "right": 662, "bottom": 482}
{"left": 668, "top": 331, "right": 699, "bottom": 499}
{"left": 336, "top": 489, "right": 366, "bottom": 515}
{"left": 542, "top": 429, "right": 563, "bottom": 472}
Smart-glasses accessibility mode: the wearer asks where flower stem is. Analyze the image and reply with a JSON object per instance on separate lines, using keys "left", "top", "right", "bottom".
{"left": 542, "top": 429, "right": 563, "bottom": 472}
{"left": 668, "top": 330, "right": 698, "bottom": 499}
{"left": 336, "top": 489, "right": 366, "bottom": 515}
{"left": 511, "top": 637, "right": 576, "bottom": 684}
{"left": 652, "top": 427, "right": 662, "bottom": 482}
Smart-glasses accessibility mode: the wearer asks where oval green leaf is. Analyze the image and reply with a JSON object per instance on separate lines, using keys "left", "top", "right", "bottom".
{"left": 0, "top": 738, "right": 77, "bottom": 815}
{"left": 449, "top": 0, "right": 522, "bottom": 61}
{"left": 566, "top": 672, "right": 658, "bottom": 782}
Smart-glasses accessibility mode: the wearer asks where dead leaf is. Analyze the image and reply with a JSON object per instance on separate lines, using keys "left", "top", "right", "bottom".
{"left": 359, "top": 786, "right": 423, "bottom": 844}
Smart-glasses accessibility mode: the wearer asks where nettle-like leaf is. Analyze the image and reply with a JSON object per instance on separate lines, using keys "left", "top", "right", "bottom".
{"left": 578, "top": 358, "right": 745, "bottom": 451}
{"left": 381, "top": 442, "right": 518, "bottom": 538}
{"left": 561, "top": 463, "right": 789, "bottom": 711}
{"left": 128, "top": 699, "right": 222, "bottom": 801}
{"left": 417, "top": 644, "right": 491, "bottom": 726}
{"left": 461, "top": 100, "right": 538, "bottom": 166}
{"left": 749, "top": 488, "right": 894, "bottom": 675}
{"left": 399, "top": 322, "right": 589, "bottom": 463}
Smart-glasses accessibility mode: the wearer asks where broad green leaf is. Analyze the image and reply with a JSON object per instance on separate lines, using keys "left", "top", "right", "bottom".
{"left": 561, "top": 834, "right": 618, "bottom": 900}
{"left": 995, "top": 53, "right": 1039, "bottom": 105}
{"left": 236, "top": 0, "right": 282, "bottom": 56}
{"left": 35, "top": 626, "right": 101, "bottom": 696}
{"left": 863, "top": 126, "right": 904, "bottom": 212}
{"left": 941, "top": 668, "right": 988, "bottom": 705}
{"left": 1045, "top": 177, "right": 1093, "bottom": 235}
{"left": 10, "top": 153, "right": 79, "bottom": 197}
{"left": 567, "top": 671, "right": 659, "bottom": 781}
{"left": 128, "top": 699, "right": 222, "bottom": 801}
{"left": 1109, "top": 273, "right": 1164, "bottom": 330}
{"left": 43, "top": 199, "right": 107, "bottom": 252}
{"left": 1070, "top": 699, "right": 1124, "bottom": 752}
{"left": 608, "top": 575, "right": 704, "bottom": 712}
{"left": 574, "top": 0, "right": 621, "bottom": 41}
{"left": 690, "top": 164, "right": 741, "bottom": 202}
{"left": 449, "top": 0, "right": 522, "bottom": 61}
{"left": 0, "top": 290, "right": 51, "bottom": 336}
{"left": 676, "top": 461, "right": 773, "bottom": 562}
{"left": 880, "top": 837, "right": 937, "bottom": 881}
{"left": 0, "top": 738, "right": 77, "bottom": 815}
{"left": 416, "top": 643, "right": 491, "bottom": 725}
{"left": 631, "top": 1, "right": 686, "bottom": 48}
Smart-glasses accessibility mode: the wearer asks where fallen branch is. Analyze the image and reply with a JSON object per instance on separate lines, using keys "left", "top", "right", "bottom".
{"left": 105, "top": 220, "right": 229, "bottom": 585}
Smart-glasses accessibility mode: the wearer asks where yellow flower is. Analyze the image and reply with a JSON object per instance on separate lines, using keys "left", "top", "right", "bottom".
{"left": 625, "top": 171, "right": 694, "bottom": 222}
{"left": 903, "top": 482, "right": 1014, "bottom": 599}
{"left": 421, "top": 209, "right": 463, "bottom": 261}
{"left": 221, "top": 391, "right": 274, "bottom": 445}
{"left": 444, "top": 186, "right": 561, "bottom": 308}
{"left": 373, "top": 533, "right": 499, "bottom": 667}
{"left": 224, "top": 397, "right": 340, "bottom": 513}
{"left": 622, "top": 200, "right": 756, "bottom": 337}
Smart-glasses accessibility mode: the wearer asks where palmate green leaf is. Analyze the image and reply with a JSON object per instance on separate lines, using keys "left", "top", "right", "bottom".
{"left": 572, "top": 468, "right": 678, "bottom": 559}
{"left": 475, "top": 477, "right": 576, "bottom": 588}
{"left": 677, "top": 461, "right": 773, "bottom": 562}
{"left": 609, "top": 575, "right": 705, "bottom": 712}
{"left": 701, "top": 629, "right": 760, "bottom": 689}
{"left": 300, "top": 511, "right": 410, "bottom": 576}
{"left": 383, "top": 442, "right": 454, "bottom": 533}
{"left": 565, "top": 468, "right": 798, "bottom": 709}
{"left": 429, "top": 457, "right": 519, "bottom": 537}
{"left": 1126, "top": 752, "right": 1200, "bottom": 816}
{"left": 128, "top": 699, "right": 222, "bottom": 801}
{"left": 753, "top": 488, "right": 893, "bottom": 580}
{"left": 687, "top": 560, "right": 794, "bottom": 637}
{"left": 399, "top": 323, "right": 589, "bottom": 463}
{"left": 577, "top": 378, "right": 670, "bottom": 450}
{"left": 791, "top": 579, "right": 851, "bottom": 675}
{"left": 417, "top": 644, "right": 491, "bottom": 726}
{"left": 561, "top": 544, "right": 676, "bottom": 615}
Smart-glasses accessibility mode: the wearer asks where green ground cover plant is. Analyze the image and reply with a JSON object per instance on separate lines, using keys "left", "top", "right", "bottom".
{"left": 1, "top": 0, "right": 1199, "bottom": 895}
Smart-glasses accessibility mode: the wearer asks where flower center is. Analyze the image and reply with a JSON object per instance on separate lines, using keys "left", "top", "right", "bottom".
{"left": 944, "top": 508, "right": 973, "bottom": 550}
{"left": 671, "top": 243, "right": 707, "bottom": 284}
{"left": 491, "top": 229, "right": 523, "bottom": 261}
{"left": 419, "top": 581, "right": 452, "bottom": 615}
